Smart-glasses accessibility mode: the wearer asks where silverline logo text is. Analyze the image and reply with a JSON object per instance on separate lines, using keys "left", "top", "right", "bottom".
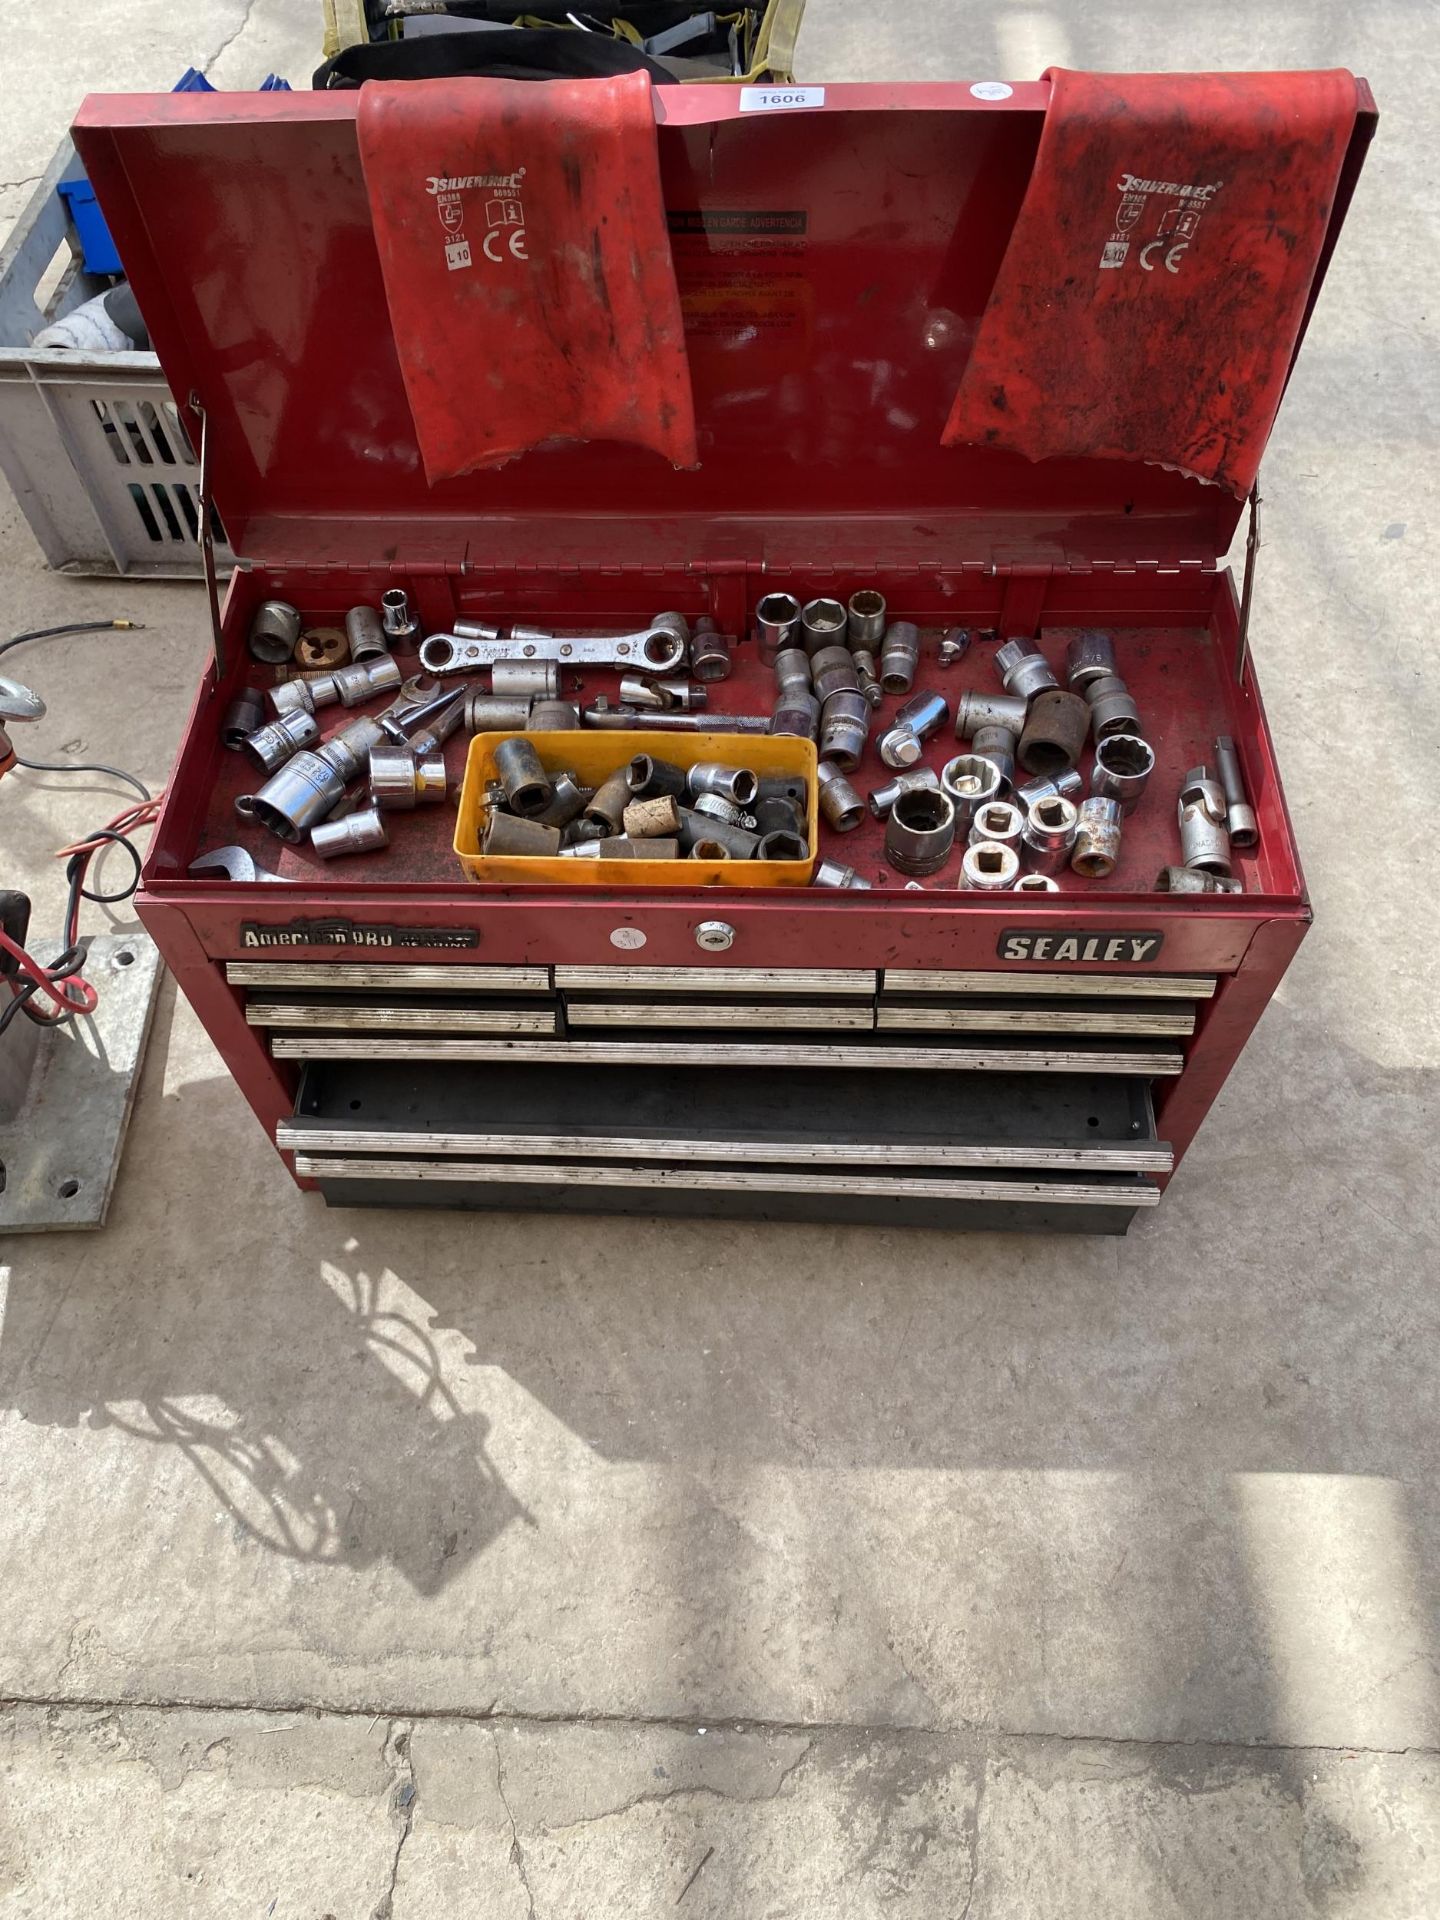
{"left": 1115, "top": 172, "right": 1222, "bottom": 200}
{"left": 426, "top": 171, "right": 525, "bottom": 195}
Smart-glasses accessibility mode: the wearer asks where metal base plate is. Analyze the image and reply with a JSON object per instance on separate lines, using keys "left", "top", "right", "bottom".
{"left": 0, "top": 932, "right": 163, "bottom": 1231}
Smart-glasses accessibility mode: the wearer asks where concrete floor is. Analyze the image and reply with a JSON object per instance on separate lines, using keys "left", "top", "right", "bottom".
{"left": 1, "top": 1, "right": 1437, "bottom": 1913}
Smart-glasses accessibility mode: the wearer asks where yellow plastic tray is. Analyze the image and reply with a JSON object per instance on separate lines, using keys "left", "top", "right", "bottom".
{"left": 456, "top": 731, "right": 818, "bottom": 887}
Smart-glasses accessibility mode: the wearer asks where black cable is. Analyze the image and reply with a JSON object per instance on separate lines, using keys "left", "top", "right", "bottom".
{"left": 13, "top": 754, "right": 152, "bottom": 801}
{"left": 67, "top": 829, "right": 143, "bottom": 907}
{"left": 0, "top": 618, "right": 143, "bottom": 666}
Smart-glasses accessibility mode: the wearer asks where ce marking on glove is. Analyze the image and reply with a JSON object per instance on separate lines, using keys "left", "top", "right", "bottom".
{"left": 483, "top": 228, "right": 528, "bottom": 263}
{"left": 1141, "top": 238, "right": 1188, "bottom": 273}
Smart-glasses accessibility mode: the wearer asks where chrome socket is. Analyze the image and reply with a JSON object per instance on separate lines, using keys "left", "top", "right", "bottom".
{"left": 252, "top": 750, "right": 347, "bottom": 843}
{"left": 619, "top": 676, "right": 707, "bottom": 711}
{"left": 626, "top": 754, "right": 687, "bottom": 799}
{"left": 283, "top": 655, "right": 402, "bottom": 716}
{"left": 1065, "top": 629, "right": 1116, "bottom": 690}
{"left": 885, "top": 787, "right": 957, "bottom": 877}
{"left": 961, "top": 841, "right": 1021, "bottom": 891}
{"left": 1178, "top": 766, "right": 1232, "bottom": 875}
{"left": 493, "top": 661, "right": 561, "bottom": 699}
{"left": 847, "top": 588, "right": 887, "bottom": 648}
{"left": 937, "top": 627, "right": 972, "bottom": 667}
{"left": 221, "top": 688, "right": 266, "bottom": 749}
{"left": 810, "top": 645, "right": 859, "bottom": 705}
{"left": 247, "top": 600, "right": 302, "bottom": 665}
{"left": 346, "top": 605, "right": 389, "bottom": 663}
{"left": 690, "top": 617, "right": 732, "bottom": 683}
{"left": 1071, "top": 796, "right": 1123, "bottom": 878}
{"left": 995, "top": 637, "right": 1058, "bottom": 702}
{"left": 1085, "top": 671, "right": 1142, "bottom": 740}
{"left": 757, "top": 830, "right": 809, "bottom": 861}
{"left": 769, "top": 688, "right": 820, "bottom": 741}
{"left": 867, "top": 767, "right": 940, "bottom": 820}
{"left": 940, "top": 753, "right": 1003, "bottom": 827}
{"left": 879, "top": 688, "right": 949, "bottom": 769}
{"left": 816, "top": 761, "right": 865, "bottom": 832}
{"left": 405, "top": 690, "right": 468, "bottom": 758}
{"left": 1156, "top": 865, "right": 1244, "bottom": 894}
{"left": 878, "top": 620, "right": 921, "bottom": 694}
{"left": 818, "top": 689, "right": 870, "bottom": 771}
{"left": 1214, "top": 736, "right": 1259, "bottom": 849}
{"left": 244, "top": 708, "right": 321, "bottom": 775}
{"left": 801, "top": 597, "right": 848, "bottom": 657}
{"left": 756, "top": 591, "right": 803, "bottom": 663}
{"left": 318, "top": 715, "right": 387, "bottom": 785}
{"left": 311, "top": 806, "right": 389, "bottom": 859}
{"left": 1015, "top": 768, "right": 1083, "bottom": 810}
{"left": 465, "top": 693, "right": 533, "bottom": 734}
{"left": 1013, "top": 873, "right": 1061, "bottom": 893}
{"left": 380, "top": 588, "right": 421, "bottom": 645}
{"left": 967, "top": 798, "right": 1024, "bottom": 852}
{"left": 956, "top": 689, "right": 1028, "bottom": 738}
{"left": 688, "top": 762, "right": 759, "bottom": 806}
{"left": 494, "top": 736, "right": 554, "bottom": 817}
{"left": 1022, "top": 793, "right": 1079, "bottom": 874}
{"left": 970, "top": 724, "right": 1016, "bottom": 792}
{"left": 812, "top": 858, "right": 872, "bottom": 889}
{"left": 1092, "top": 733, "right": 1155, "bottom": 813}
{"left": 773, "top": 646, "right": 812, "bottom": 698}
{"left": 852, "top": 648, "right": 884, "bottom": 709}
{"left": 528, "top": 699, "right": 581, "bottom": 731}
{"left": 369, "top": 744, "right": 448, "bottom": 811}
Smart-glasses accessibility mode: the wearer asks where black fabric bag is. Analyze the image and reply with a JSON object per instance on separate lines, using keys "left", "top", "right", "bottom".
{"left": 315, "top": 27, "right": 674, "bottom": 88}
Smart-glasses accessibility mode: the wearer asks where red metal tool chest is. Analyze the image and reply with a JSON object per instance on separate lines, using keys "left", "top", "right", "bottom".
{"left": 72, "top": 77, "right": 1374, "bottom": 1232}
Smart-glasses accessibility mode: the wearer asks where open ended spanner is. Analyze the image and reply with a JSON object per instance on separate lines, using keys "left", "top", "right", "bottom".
{"left": 419, "top": 615, "right": 688, "bottom": 680}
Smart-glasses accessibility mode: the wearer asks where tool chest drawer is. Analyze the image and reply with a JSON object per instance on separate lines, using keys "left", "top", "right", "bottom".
{"left": 281, "top": 1061, "right": 1168, "bottom": 1234}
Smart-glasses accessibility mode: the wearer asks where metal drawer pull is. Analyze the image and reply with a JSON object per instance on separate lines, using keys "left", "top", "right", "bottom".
{"left": 226, "top": 964, "right": 552, "bottom": 992}
{"left": 876, "top": 1006, "right": 1195, "bottom": 1038}
{"left": 277, "top": 1122, "right": 1174, "bottom": 1175}
{"left": 885, "top": 970, "right": 1215, "bottom": 999}
{"left": 272, "top": 1036, "right": 1185, "bottom": 1074}
{"left": 565, "top": 1003, "right": 875, "bottom": 1030}
{"left": 247, "top": 1002, "right": 556, "bottom": 1034}
{"left": 553, "top": 966, "right": 878, "bottom": 995}
{"left": 292, "top": 1155, "right": 1163, "bottom": 1208}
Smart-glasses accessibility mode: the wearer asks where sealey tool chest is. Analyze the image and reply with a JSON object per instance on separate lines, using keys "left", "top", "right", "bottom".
{"left": 72, "top": 76, "right": 1374, "bottom": 1233}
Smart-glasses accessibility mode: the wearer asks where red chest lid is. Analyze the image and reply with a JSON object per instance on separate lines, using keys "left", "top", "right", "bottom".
{"left": 72, "top": 80, "right": 1373, "bottom": 573}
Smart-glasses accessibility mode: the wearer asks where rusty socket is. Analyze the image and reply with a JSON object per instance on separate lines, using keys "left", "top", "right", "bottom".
{"left": 1018, "top": 689, "right": 1091, "bottom": 777}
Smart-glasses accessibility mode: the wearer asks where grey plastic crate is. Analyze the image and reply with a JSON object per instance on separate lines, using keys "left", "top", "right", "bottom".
{"left": 0, "top": 137, "right": 231, "bottom": 577}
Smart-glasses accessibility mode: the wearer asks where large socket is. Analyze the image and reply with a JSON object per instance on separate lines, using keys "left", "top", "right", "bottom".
{"left": 940, "top": 754, "right": 1004, "bottom": 827}
{"left": 494, "top": 737, "right": 554, "bottom": 817}
{"left": 1092, "top": 733, "right": 1155, "bottom": 812}
{"left": 1017, "top": 689, "right": 1090, "bottom": 777}
{"left": 885, "top": 787, "right": 956, "bottom": 876}
{"left": 956, "top": 689, "right": 1028, "bottom": 737}
{"left": 755, "top": 592, "right": 803, "bottom": 662}
{"left": 247, "top": 600, "right": 302, "bottom": 664}
{"left": 847, "top": 589, "right": 887, "bottom": 648}
{"left": 1022, "top": 793, "right": 1079, "bottom": 874}
{"left": 801, "top": 597, "right": 848, "bottom": 656}
{"left": 1085, "top": 672, "right": 1142, "bottom": 740}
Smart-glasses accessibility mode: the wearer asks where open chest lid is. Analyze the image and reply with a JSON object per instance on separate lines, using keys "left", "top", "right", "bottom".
{"left": 72, "top": 79, "right": 1374, "bottom": 576}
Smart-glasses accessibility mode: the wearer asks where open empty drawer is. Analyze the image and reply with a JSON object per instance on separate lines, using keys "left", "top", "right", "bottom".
{"left": 281, "top": 1061, "right": 1170, "bottom": 1233}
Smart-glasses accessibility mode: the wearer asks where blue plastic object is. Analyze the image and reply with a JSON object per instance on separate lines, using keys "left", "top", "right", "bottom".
{"left": 63, "top": 68, "right": 293, "bottom": 274}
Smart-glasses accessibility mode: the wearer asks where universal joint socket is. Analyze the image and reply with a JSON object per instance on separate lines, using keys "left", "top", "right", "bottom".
{"left": 380, "top": 587, "right": 421, "bottom": 645}
{"left": 1085, "top": 672, "right": 1142, "bottom": 740}
{"left": 812, "top": 858, "right": 872, "bottom": 889}
{"left": 1065, "top": 629, "right": 1116, "bottom": 690}
{"left": 369, "top": 744, "right": 448, "bottom": 811}
{"left": 801, "top": 597, "right": 848, "bottom": 657}
{"left": 1178, "top": 766, "right": 1232, "bottom": 875}
{"left": 961, "top": 841, "right": 1021, "bottom": 891}
{"left": 1015, "top": 768, "right": 1083, "bottom": 810}
{"left": 847, "top": 588, "right": 887, "bottom": 648}
{"left": 311, "top": 806, "right": 389, "bottom": 859}
{"left": 1022, "top": 793, "right": 1079, "bottom": 875}
{"left": 1156, "top": 865, "right": 1244, "bottom": 894}
{"left": 879, "top": 621, "right": 921, "bottom": 695}
{"left": 346, "top": 605, "right": 390, "bottom": 663}
{"left": 956, "top": 689, "right": 1028, "bottom": 738}
{"left": 1071, "top": 796, "right": 1123, "bottom": 878}
{"left": 852, "top": 649, "right": 883, "bottom": 709}
{"left": 1018, "top": 689, "right": 1090, "bottom": 778}
{"left": 941, "top": 753, "right": 1004, "bottom": 827}
{"left": 819, "top": 689, "right": 871, "bottom": 771}
{"left": 879, "top": 689, "right": 949, "bottom": 769}
{"left": 1092, "top": 733, "right": 1155, "bottom": 813}
{"left": 995, "top": 637, "right": 1058, "bottom": 702}
{"left": 1214, "top": 736, "right": 1259, "bottom": 848}
{"left": 816, "top": 760, "right": 865, "bottom": 832}
{"left": 244, "top": 707, "right": 321, "bottom": 775}
{"left": 885, "top": 787, "right": 957, "bottom": 877}
{"left": 868, "top": 766, "right": 940, "bottom": 820}
{"left": 756, "top": 592, "right": 803, "bottom": 663}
